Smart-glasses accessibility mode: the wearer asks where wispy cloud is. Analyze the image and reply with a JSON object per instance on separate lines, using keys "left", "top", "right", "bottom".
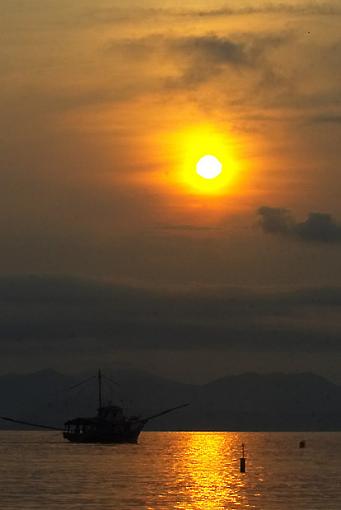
{"left": 188, "top": 3, "right": 341, "bottom": 18}
{"left": 105, "top": 32, "right": 289, "bottom": 91}
{"left": 108, "top": 34, "right": 252, "bottom": 66}
{"left": 85, "top": 3, "right": 341, "bottom": 26}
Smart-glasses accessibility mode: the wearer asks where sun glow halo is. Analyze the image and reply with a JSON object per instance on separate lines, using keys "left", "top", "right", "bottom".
{"left": 151, "top": 124, "right": 243, "bottom": 199}
{"left": 177, "top": 126, "right": 241, "bottom": 196}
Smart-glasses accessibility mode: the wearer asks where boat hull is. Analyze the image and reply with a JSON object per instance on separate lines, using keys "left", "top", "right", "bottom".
{"left": 63, "top": 432, "right": 141, "bottom": 444}
{"left": 63, "top": 425, "right": 144, "bottom": 444}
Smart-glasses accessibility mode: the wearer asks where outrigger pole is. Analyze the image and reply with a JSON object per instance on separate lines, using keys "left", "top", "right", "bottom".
{"left": 0, "top": 416, "right": 63, "bottom": 431}
{"left": 142, "top": 402, "right": 190, "bottom": 423}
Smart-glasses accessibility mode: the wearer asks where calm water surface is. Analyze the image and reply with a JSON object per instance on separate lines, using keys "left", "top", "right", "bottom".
{"left": 0, "top": 431, "right": 340, "bottom": 509}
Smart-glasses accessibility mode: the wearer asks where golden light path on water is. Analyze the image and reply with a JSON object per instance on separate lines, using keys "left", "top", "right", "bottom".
{"left": 172, "top": 432, "right": 251, "bottom": 509}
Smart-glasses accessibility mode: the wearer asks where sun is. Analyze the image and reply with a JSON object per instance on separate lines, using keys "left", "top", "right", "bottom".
{"left": 196, "top": 155, "right": 222, "bottom": 179}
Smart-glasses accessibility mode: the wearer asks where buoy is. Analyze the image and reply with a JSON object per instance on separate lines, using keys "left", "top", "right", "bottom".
{"left": 240, "top": 443, "right": 246, "bottom": 473}
{"left": 299, "top": 440, "right": 306, "bottom": 449}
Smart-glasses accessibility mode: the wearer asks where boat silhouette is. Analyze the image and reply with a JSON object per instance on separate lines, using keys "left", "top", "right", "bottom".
{"left": 1, "top": 370, "right": 189, "bottom": 443}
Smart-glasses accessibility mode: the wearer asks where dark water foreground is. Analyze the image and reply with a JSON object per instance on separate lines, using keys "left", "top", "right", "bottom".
{"left": 0, "top": 431, "right": 340, "bottom": 509}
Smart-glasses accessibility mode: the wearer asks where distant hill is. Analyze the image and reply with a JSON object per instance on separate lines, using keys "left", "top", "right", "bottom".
{"left": 171, "top": 372, "right": 341, "bottom": 431}
{"left": 0, "top": 369, "right": 340, "bottom": 431}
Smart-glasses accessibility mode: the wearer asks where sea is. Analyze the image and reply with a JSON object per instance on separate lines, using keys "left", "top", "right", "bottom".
{"left": 0, "top": 431, "right": 340, "bottom": 509}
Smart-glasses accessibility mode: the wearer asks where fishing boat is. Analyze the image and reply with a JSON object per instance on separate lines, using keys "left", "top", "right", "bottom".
{"left": 63, "top": 370, "right": 188, "bottom": 443}
{"left": 1, "top": 370, "right": 189, "bottom": 444}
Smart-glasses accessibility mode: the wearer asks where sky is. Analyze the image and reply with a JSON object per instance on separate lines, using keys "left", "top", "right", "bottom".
{"left": 1, "top": 0, "right": 340, "bottom": 382}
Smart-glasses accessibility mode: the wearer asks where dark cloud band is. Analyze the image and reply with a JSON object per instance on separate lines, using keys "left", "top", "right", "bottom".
{"left": 0, "top": 275, "right": 340, "bottom": 359}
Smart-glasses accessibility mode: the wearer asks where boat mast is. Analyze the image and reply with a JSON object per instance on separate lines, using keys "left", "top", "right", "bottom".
{"left": 98, "top": 369, "right": 102, "bottom": 409}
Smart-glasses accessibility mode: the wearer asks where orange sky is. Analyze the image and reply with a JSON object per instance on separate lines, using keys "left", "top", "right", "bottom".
{"left": 0, "top": 0, "right": 341, "bottom": 282}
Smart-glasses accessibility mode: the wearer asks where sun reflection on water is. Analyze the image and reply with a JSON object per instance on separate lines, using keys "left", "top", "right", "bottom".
{"left": 172, "top": 432, "right": 253, "bottom": 510}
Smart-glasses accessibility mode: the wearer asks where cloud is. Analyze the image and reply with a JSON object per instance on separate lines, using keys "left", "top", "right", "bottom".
{"left": 110, "top": 33, "right": 252, "bottom": 66}
{"left": 258, "top": 206, "right": 341, "bottom": 243}
{"left": 189, "top": 3, "right": 341, "bottom": 18}
{"left": 85, "top": 3, "right": 341, "bottom": 26}
{"left": 105, "top": 32, "right": 289, "bottom": 91}
{"left": 98, "top": 27, "right": 341, "bottom": 113}
{"left": 170, "top": 35, "right": 249, "bottom": 66}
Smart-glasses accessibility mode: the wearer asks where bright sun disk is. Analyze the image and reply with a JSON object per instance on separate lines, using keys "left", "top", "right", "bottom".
{"left": 196, "top": 155, "right": 222, "bottom": 179}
